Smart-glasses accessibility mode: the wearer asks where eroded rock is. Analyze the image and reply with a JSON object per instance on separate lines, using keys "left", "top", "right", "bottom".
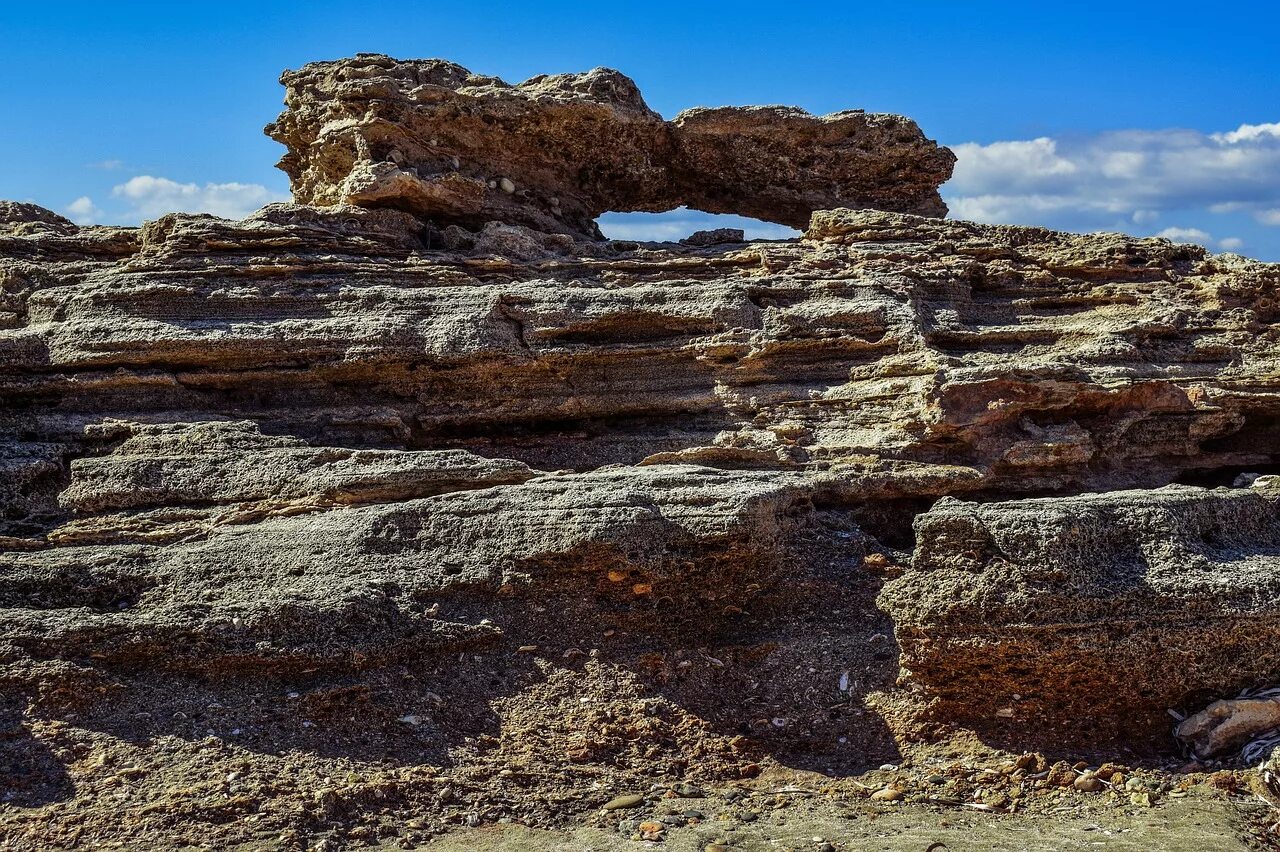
{"left": 2, "top": 54, "right": 1280, "bottom": 850}
{"left": 1176, "top": 696, "right": 1280, "bottom": 758}
{"left": 266, "top": 55, "right": 955, "bottom": 238}
{"left": 881, "top": 481, "right": 1280, "bottom": 746}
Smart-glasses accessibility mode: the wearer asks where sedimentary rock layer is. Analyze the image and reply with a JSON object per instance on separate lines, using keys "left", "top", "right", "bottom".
{"left": 880, "top": 479, "right": 1280, "bottom": 746}
{"left": 265, "top": 55, "right": 956, "bottom": 238}
{"left": 1, "top": 192, "right": 1279, "bottom": 848}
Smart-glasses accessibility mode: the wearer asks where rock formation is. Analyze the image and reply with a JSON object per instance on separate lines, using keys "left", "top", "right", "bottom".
{"left": 266, "top": 55, "right": 955, "bottom": 238}
{"left": 2, "top": 56, "right": 1280, "bottom": 850}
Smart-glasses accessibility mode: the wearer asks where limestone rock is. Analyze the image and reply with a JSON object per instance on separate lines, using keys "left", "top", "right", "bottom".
{"left": 1176, "top": 696, "right": 1280, "bottom": 758}
{"left": 3, "top": 53, "right": 1280, "bottom": 849}
{"left": 880, "top": 482, "right": 1280, "bottom": 745}
{"left": 265, "top": 55, "right": 955, "bottom": 238}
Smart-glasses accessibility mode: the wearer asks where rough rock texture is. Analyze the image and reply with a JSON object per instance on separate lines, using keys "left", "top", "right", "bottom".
{"left": 1177, "top": 694, "right": 1280, "bottom": 758}
{"left": 882, "top": 479, "right": 1280, "bottom": 747}
{"left": 266, "top": 55, "right": 955, "bottom": 238}
{"left": 3, "top": 59, "right": 1280, "bottom": 850}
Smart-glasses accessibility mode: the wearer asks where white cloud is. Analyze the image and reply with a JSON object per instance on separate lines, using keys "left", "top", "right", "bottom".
{"left": 111, "top": 176, "right": 289, "bottom": 222}
{"left": 944, "top": 122, "right": 1280, "bottom": 240}
{"left": 1218, "top": 237, "right": 1245, "bottom": 251}
{"left": 1155, "top": 227, "right": 1211, "bottom": 243}
{"left": 64, "top": 196, "right": 103, "bottom": 225}
{"left": 1210, "top": 122, "right": 1280, "bottom": 144}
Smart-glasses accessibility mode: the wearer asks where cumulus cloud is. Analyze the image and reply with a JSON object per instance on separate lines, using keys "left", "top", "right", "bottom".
{"left": 944, "top": 122, "right": 1280, "bottom": 239}
{"left": 111, "top": 176, "right": 289, "bottom": 222}
{"left": 64, "top": 195, "right": 103, "bottom": 225}
{"left": 1218, "top": 237, "right": 1245, "bottom": 251}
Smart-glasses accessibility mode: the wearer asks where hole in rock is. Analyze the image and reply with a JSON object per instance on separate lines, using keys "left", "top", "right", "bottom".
{"left": 596, "top": 207, "right": 801, "bottom": 243}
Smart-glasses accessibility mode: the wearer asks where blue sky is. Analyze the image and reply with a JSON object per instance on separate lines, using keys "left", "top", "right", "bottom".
{"left": 2, "top": 1, "right": 1278, "bottom": 258}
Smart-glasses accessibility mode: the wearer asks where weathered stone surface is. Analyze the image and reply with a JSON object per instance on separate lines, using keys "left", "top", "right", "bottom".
{"left": 266, "top": 55, "right": 955, "bottom": 238}
{"left": 1176, "top": 695, "right": 1280, "bottom": 758}
{"left": 2, "top": 200, "right": 1278, "bottom": 753}
{"left": 3, "top": 55, "right": 1280, "bottom": 850}
{"left": 880, "top": 479, "right": 1280, "bottom": 746}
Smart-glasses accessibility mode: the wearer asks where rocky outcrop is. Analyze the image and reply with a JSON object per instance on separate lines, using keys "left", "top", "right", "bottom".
{"left": 3, "top": 55, "right": 1280, "bottom": 850}
{"left": 3, "top": 200, "right": 1278, "bottom": 738}
{"left": 266, "top": 55, "right": 955, "bottom": 238}
{"left": 881, "top": 479, "right": 1280, "bottom": 747}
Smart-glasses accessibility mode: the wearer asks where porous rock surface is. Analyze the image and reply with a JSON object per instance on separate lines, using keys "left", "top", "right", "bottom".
{"left": 266, "top": 55, "right": 955, "bottom": 238}
{"left": 3, "top": 61, "right": 1280, "bottom": 850}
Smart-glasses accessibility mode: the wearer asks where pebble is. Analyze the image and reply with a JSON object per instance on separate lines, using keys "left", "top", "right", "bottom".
{"left": 871, "top": 787, "right": 902, "bottom": 801}
{"left": 705, "top": 845, "right": 734, "bottom": 852}
{"left": 602, "top": 793, "right": 646, "bottom": 811}
{"left": 676, "top": 783, "right": 704, "bottom": 797}
{"left": 499, "top": 177, "right": 516, "bottom": 194}
{"left": 739, "top": 810, "right": 758, "bottom": 822}
{"left": 1072, "top": 772, "right": 1104, "bottom": 793}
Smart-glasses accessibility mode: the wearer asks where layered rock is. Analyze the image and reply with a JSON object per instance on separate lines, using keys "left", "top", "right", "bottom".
{"left": 880, "top": 479, "right": 1280, "bottom": 747}
{"left": 3, "top": 201, "right": 1278, "bottom": 739}
{"left": 3, "top": 54, "right": 1280, "bottom": 849}
{"left": 266, "top": 55, "right": 955, "bottom": 238}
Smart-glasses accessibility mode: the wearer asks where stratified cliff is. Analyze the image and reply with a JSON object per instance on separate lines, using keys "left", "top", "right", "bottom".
{"left": 2, "top": 56, "right": 1279, "bottom": 851}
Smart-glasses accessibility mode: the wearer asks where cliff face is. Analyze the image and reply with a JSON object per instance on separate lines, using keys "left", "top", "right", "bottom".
{"left": 3, "top": 56, "right": 1280, "bottom": 850}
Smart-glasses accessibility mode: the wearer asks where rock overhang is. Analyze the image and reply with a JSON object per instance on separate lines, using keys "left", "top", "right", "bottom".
{"left": 265, "top": 54, "right": 956, "bottom": 240}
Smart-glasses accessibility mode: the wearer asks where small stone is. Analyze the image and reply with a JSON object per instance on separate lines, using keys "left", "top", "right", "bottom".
{"left": 396, "top": 715, "right": 421, "bottom": 726}
{"left": 870, "top": 787, "right": 902, "bottom": 801}
{"left": 632, "top": 582, "right": 653, "bottom": 596}
{"left": 676, "top": 783, "right": 704, "bottom": 797}
{"left": 499, "top": 177, "right": 516, "bottom": 194}
{"left": 739, "top": 810, "right": 758, "bottom": 822}
{"left": 1072, "top": 772, "right": 1104, "bottom": 793}
{"left": 607, "top": 569, "right": 628, "bottom": 582}
{"left": 994, "top": 707, "right": 1015, "bottom": 718}
{"left": 602, "top": 793, "right": 646, "bottom": 811}
{"left": 516, "top": 644, "right": 538, "bottom": 653}
{"left": 1129, "top": 790, "right": 1155, "bottom": 807}
{"left": 638, "top": 821, "right": 664, "bottom": 833}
